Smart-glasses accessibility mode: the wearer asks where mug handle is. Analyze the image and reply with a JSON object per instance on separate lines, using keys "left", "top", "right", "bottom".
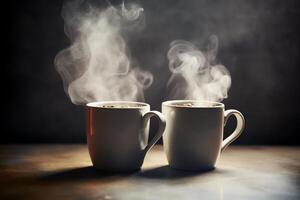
{"left": 221, "top": 109, "right": 245, "bottom": 152}
{"left": 142, "top": 111, "right": 166, "bottom": 153}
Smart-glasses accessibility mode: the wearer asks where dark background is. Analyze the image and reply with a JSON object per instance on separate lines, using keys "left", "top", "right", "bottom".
{"left": 4, "top": 0, "right": 300, "bottom": 144}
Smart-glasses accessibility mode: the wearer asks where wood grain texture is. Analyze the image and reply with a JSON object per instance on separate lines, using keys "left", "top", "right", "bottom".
{"left": 0, "top": 145, "right": 299, "bottom": 200}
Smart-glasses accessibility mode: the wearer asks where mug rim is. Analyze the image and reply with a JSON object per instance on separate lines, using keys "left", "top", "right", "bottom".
{"left": 162, "top": 100, "right": 224, "bottom": 108}
{"left": 86, "top": 101, "right": 150, "bottom": 109}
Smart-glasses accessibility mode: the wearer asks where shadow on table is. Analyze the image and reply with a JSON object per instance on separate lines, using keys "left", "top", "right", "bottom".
{"left": 136, "top": 165, "right": 225, "bottom": 180}
{"left": 40, "top": 165, "right": 229, "bottom": 182}
{"left": 40, "top": 166, "right": 135, "bottom": 182}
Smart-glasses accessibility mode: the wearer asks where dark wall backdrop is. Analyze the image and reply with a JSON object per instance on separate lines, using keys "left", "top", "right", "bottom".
{"left": 4, "top": 0, "right": 300, "bottom": 144}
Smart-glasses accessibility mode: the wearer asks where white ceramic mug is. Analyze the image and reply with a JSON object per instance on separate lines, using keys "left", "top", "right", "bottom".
{"left": 86, "top": 101, "right": 166, "bottom": 172}
{"left": 162, "top": 100, "right": 245, "bottom": 171}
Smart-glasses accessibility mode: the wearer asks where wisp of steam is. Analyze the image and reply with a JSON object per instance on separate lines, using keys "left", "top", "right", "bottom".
{"left": 55, "top": 1, "right": 153, "bottom": 104}
{"left": 167, "top": 35, "right": 231, "bottom": 102}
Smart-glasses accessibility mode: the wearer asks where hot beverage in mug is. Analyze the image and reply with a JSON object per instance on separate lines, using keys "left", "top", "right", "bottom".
{"left": 162, "top": 100, "right": 245, "bottom": 171}
{"left": 86, "top": 101, "right": 166, "bottom": 172}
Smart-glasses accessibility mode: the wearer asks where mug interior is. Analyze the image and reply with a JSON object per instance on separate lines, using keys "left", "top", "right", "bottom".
{"left": 86, "top": 101, "right": 149, "bottom": 109}
{"left": 162, "top": 100, "right": 224, "bottom": 108}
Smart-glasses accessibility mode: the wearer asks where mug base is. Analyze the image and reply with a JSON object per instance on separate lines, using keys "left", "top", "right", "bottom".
{"left": 169, "top": 165, "right": 215, "bottom": 172}
{"left": 92, "top": 166, "right": 141, "bottom": 173}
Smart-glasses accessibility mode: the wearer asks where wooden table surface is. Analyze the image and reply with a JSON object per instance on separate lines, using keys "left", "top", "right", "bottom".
{"left": 0, "top": 145, "right": 299, "bottom": 200}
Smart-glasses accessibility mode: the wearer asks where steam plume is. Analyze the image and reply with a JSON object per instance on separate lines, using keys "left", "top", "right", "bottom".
{"left": 167, "top": 35, "right": 231, "bottom": 102}
{"left": 55, "top": 0, "right": 153, "bottom": 104}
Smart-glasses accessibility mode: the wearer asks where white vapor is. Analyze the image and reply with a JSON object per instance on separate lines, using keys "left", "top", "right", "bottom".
{"left": 167, "top": 35, "right": 231, "bottom": 102}
{"left": 55, "top": 0, "right": 153, "bottom": 104}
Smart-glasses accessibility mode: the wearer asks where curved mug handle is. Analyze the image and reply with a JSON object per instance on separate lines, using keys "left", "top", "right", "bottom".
{"left": 221, "top": 109, "right": 245, "bottom": 152}
{"left": 142, "top": 111, "right": 166, "bottom": 154}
